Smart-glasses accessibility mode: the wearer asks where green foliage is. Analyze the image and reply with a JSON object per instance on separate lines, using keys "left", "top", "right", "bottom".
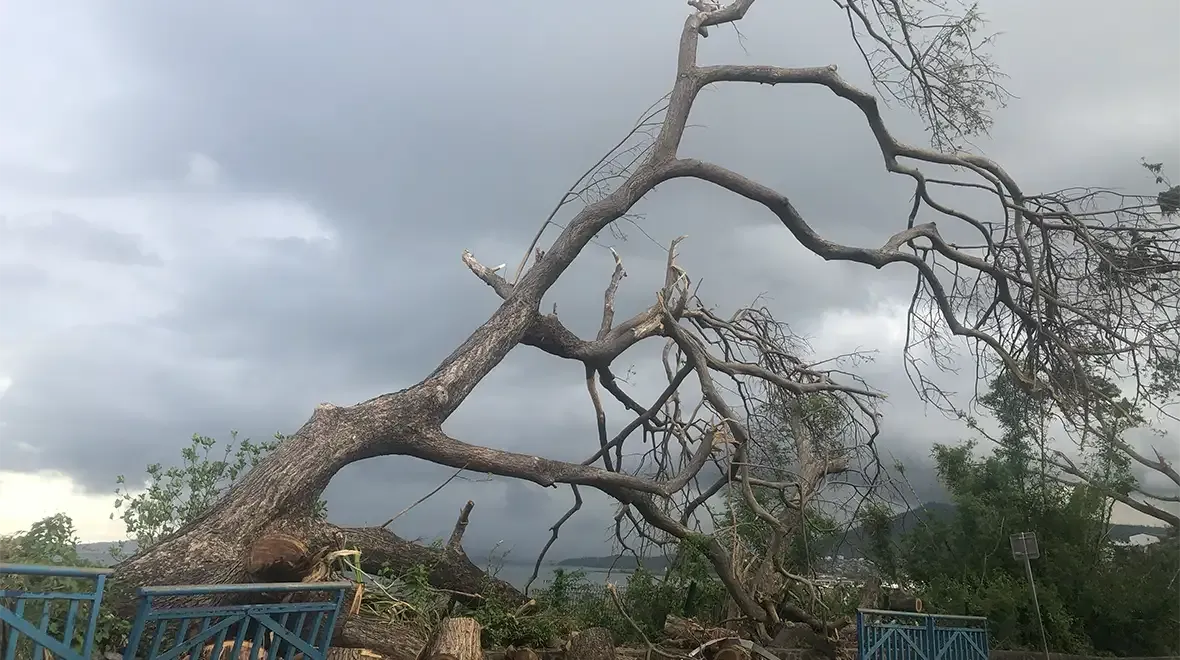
{"left": 8, "top": 403, "right": 1173, "bottom": 657}
{"left": 0, "top": 514, "right": 131, "bottom": 657}
{"left": 111, "top": 431, "right": 327, "bottom": 553}
{"left": 1143, "top": 160, "right": 1178, "bottom": 215}
{"left": 865, "top": 373, "right": 1180, "bottom": 656}
{"left": 486, "top": 557, "right": 725, "bottom": 647}
{"left": 345, "top": 536, "right": 730, "bottom": 649}
{"left": 858, "top": 503, "right": 900, "bottom": 582}
{"left": 1, "top": 431, "right": 330, "bottom": 657}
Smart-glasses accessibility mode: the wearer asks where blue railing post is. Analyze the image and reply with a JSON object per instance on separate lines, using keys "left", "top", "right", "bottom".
{"left": 81, "top": 573, "right": 107, "bottom": 660}
{"left": 925, "top": 613, "right": 936, "bottom": 658}
{"left": 0, "top": 562, "right": 113, "bottom": 660}
{"left": 856, "top": 609, "right": 865, "bottom": 660}
{"left": 123, "top": 591, "right": 154, "bottom": 659}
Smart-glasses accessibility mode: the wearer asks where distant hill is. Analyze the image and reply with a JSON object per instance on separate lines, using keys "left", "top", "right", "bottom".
{"left": 75, "top": 541, "right": 136, "bottom": 567}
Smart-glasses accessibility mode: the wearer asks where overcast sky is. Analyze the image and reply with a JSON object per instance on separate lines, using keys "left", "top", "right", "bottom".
{"left": 1, "top": 0, "right": 1177, "bottom": 556}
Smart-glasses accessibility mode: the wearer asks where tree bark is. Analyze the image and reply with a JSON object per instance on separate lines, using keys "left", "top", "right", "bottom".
{"left": 110, "top": 523, "right": 521, "bottom": 602}
{"left": 426, "top": 617, "right": 482, "bottom": 660}
{"left": 855, "top": 577, "right": 882, "bottom": 610}
{"left": 886, "top": 591, "right": 923, "bottom": 613}
{"left": 334, "top": 616, "right": 425, "bottom": 660}
{"left": 565, "top": 628, "right": 616, "bottom": 660}
{"left": 188, "top": 641, "right": 267, "bottom": 660}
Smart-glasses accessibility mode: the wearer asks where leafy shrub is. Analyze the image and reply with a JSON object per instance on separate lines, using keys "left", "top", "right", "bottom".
{"left": 0, "top": 514, "right": 131, "bottom": 658}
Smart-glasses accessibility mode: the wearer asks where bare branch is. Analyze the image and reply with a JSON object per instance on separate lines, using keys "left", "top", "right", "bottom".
{"left": 380, "top": 465, "right": 469, "bottom": 529}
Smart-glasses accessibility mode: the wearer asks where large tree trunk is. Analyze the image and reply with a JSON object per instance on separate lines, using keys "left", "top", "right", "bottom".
{"left": 108, "top": 463, "right": 524, "bottom": 652}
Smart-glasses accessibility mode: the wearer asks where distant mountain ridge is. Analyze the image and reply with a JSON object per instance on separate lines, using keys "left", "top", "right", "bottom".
{"left": 74, "top": 541, "right": 136, "bottom": 567}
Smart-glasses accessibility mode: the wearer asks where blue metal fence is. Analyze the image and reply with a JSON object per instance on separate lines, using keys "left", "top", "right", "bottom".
{"left": 123, "top": 581, "right": 351, "bottom": 660}
{"left": 857, "top": 608, "right": 989, "bottom": 660}
{"left": 0, "top": 563, "right": 113, "bottom": 660}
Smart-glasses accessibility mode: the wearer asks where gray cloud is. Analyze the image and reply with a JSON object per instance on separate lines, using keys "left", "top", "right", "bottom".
{"left": 0, "top": 0, "right": 1177, "bottom": 552}
{"left": 1, "top": 212, "right": 160, "bottom": 266}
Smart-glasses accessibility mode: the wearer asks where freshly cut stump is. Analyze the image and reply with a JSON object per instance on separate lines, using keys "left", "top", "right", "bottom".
{"left": 566, "top": 627, "right": 615, "bottom": 660}
{"left": 426, "top": 617, "right": 482, "bottom": 660}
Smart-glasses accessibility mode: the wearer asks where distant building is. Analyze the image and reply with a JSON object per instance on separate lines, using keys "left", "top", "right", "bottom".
{"left": 1114, "top": 533, "right": 1160, "bottom": 547}
{"left": 1128, "top": 533, "right": 1160, "bottom": 546}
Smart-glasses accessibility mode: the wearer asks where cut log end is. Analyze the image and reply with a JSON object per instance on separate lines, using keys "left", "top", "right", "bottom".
{"left": 887, "top": 592, "right": 924, "bottom": 613}
{"left": 246, "top": 533, "right": 313, "bottom": 583}
{"left": 427, "top": 617, "right": 482, "bottom": 660}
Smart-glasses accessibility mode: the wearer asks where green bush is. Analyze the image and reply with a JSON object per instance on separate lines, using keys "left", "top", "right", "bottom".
{"left": 0, "top": 514, "right": 131, "bottom": 658}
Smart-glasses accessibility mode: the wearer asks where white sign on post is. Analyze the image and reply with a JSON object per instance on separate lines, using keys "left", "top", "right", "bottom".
{"left": 1009, "top": 531, "right": 1040, "bottom": 560}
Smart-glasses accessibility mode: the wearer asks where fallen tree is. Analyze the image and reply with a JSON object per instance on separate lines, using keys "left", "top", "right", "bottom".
{"left": 107, "top": 0, "right": 1180, "bottom": 652}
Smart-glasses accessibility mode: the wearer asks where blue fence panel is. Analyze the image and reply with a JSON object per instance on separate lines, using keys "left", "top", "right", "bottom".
{"left": 124, "top": 581, "right": 351, "bottom": 660}
{"left": 858, "top": 609, "right": 989, "bottom": 660}
{"left": 929, "top": 613, "right": 989, "bottom": 660}
{"left": 0, "top": 563, "right": 112, "bottom": 660}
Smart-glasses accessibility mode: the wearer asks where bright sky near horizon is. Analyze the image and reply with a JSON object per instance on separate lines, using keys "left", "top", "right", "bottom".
{"left": 0, "top": 374, "right": 140, "bottom": 541}
{"left": 0, "top": 470, "right": 133, "bottom": 541}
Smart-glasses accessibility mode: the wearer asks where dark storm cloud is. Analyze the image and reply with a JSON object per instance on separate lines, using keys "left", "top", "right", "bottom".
{"left": 0, "top": 0, "right": 1176, "bottom": 544}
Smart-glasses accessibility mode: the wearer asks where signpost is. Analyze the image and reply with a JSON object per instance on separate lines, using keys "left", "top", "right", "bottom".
{"left": 1010, "top": 531, "right": 1050, "bottom": 660}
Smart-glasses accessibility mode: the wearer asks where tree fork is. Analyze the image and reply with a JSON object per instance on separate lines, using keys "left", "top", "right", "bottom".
{"left": 104, "top": 0, "right": 837, "bottom": 612}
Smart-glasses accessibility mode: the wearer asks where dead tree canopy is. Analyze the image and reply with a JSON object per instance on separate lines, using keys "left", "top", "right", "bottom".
{"left": 109, "top": 0, "right": 1180, "bottom": 651}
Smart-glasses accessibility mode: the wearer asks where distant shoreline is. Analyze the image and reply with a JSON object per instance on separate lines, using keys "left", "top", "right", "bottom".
{"left": 555, "top": 555, "right": 669, "bottom": 571}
